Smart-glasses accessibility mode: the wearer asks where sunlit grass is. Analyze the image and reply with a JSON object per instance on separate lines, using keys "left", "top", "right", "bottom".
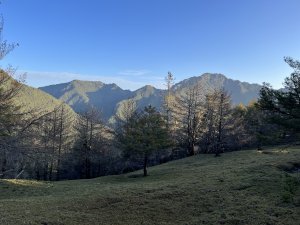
{"left": 0, "top": 146, "right": 299, "bottom": 225}
{"left": 3, "top": 179, "right": 48, "bottom": 187}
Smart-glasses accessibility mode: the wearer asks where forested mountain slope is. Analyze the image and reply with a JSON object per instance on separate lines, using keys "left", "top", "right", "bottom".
{"left": 17, "top": 83, "right": 77, "bottom": 117}
{"left": 40, "top": 73, "right": 262, "bottom": 122}
{"left": 40, "top": 80, "right": 131, "bottom": 121}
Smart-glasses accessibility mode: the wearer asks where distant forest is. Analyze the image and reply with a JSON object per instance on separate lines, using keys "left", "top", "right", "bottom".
{"left": 0, "top": 19, "right": 299, "bottom": 180}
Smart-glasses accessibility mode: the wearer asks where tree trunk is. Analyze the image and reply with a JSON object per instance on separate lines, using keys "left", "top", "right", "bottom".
{"left": 143, "top": 154, "right": 148, "bottom": 176}
{"left": 85, "top": 157, "right": 90, "bottom": 179}
{"left": 49, "top": 161, "right": 53, "bottom": 181}
{"left": 43, "top": 162, "right": 48, "bottom": 180}
{"left": 56, "top": 106, "right": 64, "bottom": 181}
{"left": 1, "top": 152, "right": 7, "bottom": 178}
{"left": 190, "top": 143, "right": 195, "bottom": 156}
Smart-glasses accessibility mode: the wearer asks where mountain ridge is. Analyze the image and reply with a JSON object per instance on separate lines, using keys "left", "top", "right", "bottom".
{"left": 39, "top": 73, "right": 262, "bottom": 123}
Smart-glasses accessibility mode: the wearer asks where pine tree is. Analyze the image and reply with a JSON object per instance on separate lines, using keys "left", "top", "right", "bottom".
{"left": 258, "top": 57, "right": 300, "bottom": 133}
{"left": 117, "top": 105, "right": 170, "bottom": 176}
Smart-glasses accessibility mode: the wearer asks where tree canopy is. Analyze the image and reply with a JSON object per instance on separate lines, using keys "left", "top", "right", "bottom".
{"left": 258, "top": 57, "right": 300, "bottom": 132}
{"left": 117, "top": 105, "right": 171, "bottom": 176}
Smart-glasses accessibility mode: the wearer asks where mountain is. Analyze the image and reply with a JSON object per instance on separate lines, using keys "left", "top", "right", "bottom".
{"left": 40, "top": 74, "right": 262, "bottom": 123}
{"left": 131, "top": 85, "right": 165, "bottom": 108}
{"left": 40, "top": 80, "right": 132, "bottom": 121}
{"left": 173, "top": 73, "right": 261, "bottom": 105}
{"left": 0, "top": 72, "right": 76, "bottom": 119}
{"left": 0, "top": 70, "right": 77, "bottom": 127}
{"left": 16, "top": 84, "right": 75, "bottom": 116}
{"left": 110, "top": 85, "right": 165, "bottom": 123}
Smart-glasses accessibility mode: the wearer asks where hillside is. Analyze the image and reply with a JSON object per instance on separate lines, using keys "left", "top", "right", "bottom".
{"left": 17, "top": 83, "right": 77, "bottom": 117}
{"left": 0, "top": 147, "right": 299, "bottom": 225}
{"left": 40, "top": 80, "right": 132, "bottom": 121}
{"left": 40, "top": 74, "right": 262, "bottom": 123}
{"left": 1, "top": 73, "right": 78, "bottom": 118}
{"left": 110, "top": 85, "right": 164, "bottom": 123}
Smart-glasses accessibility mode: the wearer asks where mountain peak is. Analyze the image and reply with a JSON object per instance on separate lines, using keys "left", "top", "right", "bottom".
{"left": 200, "top": 73, "right": 227, "bottom": 79}
{"left": 70, "top": 79, "right": 104, "bottom": 87}
{"left": 172, "top": 73, "right": 261, "bottom": 105}
{"left": 40, "top": 73, "right": 262, "bottom": 124}
{"left": 135, "top": 85, "right": 160, "bottom": 96}
{"left": 141, "top": 84, "right": 155, "bottom": 90}
{"left": 71, "top": 79, "right": 103, "bottom": 84}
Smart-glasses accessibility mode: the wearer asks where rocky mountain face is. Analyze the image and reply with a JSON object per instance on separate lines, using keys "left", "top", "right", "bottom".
{"left": 39, "top": 73, "right": 262, "bottom": 123}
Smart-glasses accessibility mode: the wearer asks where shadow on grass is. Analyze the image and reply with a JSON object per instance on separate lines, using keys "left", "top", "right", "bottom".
{"left": 127, "top": 174, "right": 146, "bottom": 178}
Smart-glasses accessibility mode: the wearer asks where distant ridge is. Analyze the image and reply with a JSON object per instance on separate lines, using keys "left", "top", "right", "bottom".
{"left": 172, "top": 73, "right": 261, "bottom": 105}
{"left": 40, "top": 73, "right": 262, "bottom": 123}
{"left": 40, "top": 80, "right": 132, "bottom": 121}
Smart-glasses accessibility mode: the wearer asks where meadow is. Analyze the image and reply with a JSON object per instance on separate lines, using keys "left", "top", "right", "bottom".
{"left": 0, "top": 146, "right": 299, "bottom": 225}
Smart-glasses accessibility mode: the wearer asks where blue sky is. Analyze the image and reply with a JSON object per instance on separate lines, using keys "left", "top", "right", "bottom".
{"left": 1, "top": 0, "right": 300, "bottom": 90}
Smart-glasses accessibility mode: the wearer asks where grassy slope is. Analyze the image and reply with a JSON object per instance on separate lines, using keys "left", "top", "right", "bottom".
{"left": 0, "top": 147, "right": 299, "bottom": 225}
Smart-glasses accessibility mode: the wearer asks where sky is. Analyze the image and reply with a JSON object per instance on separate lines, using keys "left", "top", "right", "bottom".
{"left": 0, "top": 0, "right": 300, "bottom": 90}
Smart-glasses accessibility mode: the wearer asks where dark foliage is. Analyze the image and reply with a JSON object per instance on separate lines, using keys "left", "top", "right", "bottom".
{"left": 258, "top": 57, "right": 300, "bottom": 133}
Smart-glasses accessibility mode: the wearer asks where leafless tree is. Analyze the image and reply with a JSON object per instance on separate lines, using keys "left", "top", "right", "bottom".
{"left": 201, "top": 89, "right": 232, "bottom": 156}
{"left": 74, "top": 107, "right": 108, "bottom": 178}
{"left": 173, "top": 85, "right": 204, "bottom": 156}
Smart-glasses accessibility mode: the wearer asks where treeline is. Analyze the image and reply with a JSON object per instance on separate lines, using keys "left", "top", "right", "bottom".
{"left": 1, "top": 56, "right": 299, "bottom": 179}
{"left": 0, "top": 17, "right": 299, "bottom": 179}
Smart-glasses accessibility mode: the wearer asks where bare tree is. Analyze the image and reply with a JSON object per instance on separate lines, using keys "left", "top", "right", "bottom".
{"left": 114, "top": 98, "right": 137, "bottom": 132}
{"left": 201, "top": 89, "right": 232, "bottom": 156}
{"left": 0, "top": 16, "right": 24, "bottom": 178}
{"left": 163, "top": 72, "right": 175, "bottom": 132}
{"left": 74, "top": 107, "right": 107, "bottom": 179}
{"left": 173, "top": 85, "right": 204, "bottom": 156}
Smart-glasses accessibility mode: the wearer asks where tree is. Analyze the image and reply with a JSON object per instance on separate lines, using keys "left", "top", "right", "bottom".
{"left": 0, "top": 16, "right": 24, "bottom": 178}
{"left": 114, "top": 98, "right": 137, "bottom": 134}
{"left": 73, "top": 107, "right": 107, "bottom": 179}
{"left": 163, "top": 71, "right": 175, "bottom": 132}
{"left": 53, "top": 105, "right": 74, "bottom": 180}
{"left": 239, "top": 101, "right": 281, "bottom": 149}
{"left": 258, "top": 57, "right": 300, "bottom": 133}
{"left": 0, "top": 18, "right": 21, "bottom": 139}
{"left": 229, "top": 103, "right": 253, "bottom": 150}
{"left": 214, "top": 89, "right": 232, "bottom": 156}
{"left": 174, "top": 85, "right": 204, "bottom": 156}
{"left": 117, "top": 105, "right": 170, "bottom": 176}
{"left": 201, "top": 89, "right": 232, "bottom": 156}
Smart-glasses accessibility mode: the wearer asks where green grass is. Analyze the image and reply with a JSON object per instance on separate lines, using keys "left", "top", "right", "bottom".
{"left": 1, "top": 147, "right": 300, "bottom": 225}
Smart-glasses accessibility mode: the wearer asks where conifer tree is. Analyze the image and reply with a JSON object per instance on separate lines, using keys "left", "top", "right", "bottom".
{"left": 258, "top": 57, "right": 300, "bottom": 133}
{"left": 117, "top": 105, "right": 170, "bottom": 176}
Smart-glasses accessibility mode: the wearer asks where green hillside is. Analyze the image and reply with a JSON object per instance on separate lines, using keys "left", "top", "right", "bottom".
{"left": 0, "top": 147, "right": 299, "bottom": 225}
